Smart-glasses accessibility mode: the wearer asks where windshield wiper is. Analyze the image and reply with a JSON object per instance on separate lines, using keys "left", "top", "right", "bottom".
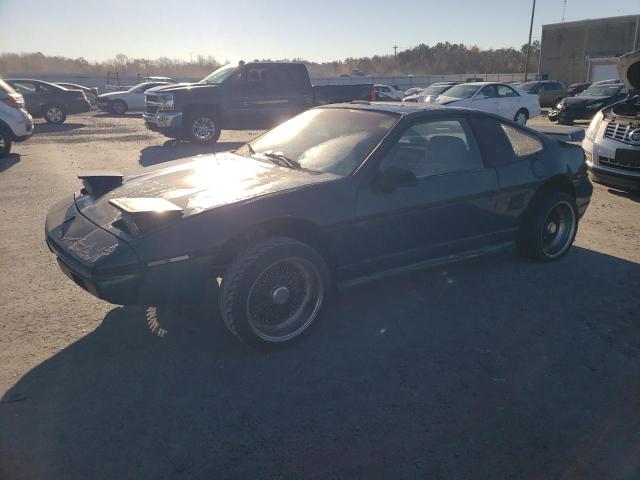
{"left": 261, "top": 152, "right": 302, "bottom": 170}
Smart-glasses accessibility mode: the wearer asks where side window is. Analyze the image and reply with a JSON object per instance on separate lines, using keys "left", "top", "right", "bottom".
{"left": 479, "top": 85, "right": 496, "bottom": 98}
{"left": 245, "top": 68, "right": 266, "bottom": 85}
{"left": 36, "top": 83, "right": 52, "bottom": 93}
{"left": 470, "top": 116, "right": 517, "bottom": 166}
{"left": 381, "top": 118, "right": 483, "bottom": 178}
{"left": 501, "top": 124, "right": 544, "bottom": 157}
{"left": 11, "top": 82, "right": 36, "bottom": 94}
{"left": 497, "top": 85, "right": 518, "bottom": 97}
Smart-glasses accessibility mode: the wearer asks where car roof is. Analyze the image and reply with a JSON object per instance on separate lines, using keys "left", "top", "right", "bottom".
{"left": 321, "top": 101, "right": 471, "bottom": 116}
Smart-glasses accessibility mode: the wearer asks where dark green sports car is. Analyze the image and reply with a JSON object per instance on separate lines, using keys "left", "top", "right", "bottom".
{"left": 45, "top": 103, "right": 592, "bottom": 347}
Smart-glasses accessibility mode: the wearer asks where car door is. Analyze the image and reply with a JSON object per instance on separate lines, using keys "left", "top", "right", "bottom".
{"left": 349, "top": 114, "right": 499, "bottom": 277}
{"left": 496, "top": 84, "right": 520, "bottom": 120}
{"left": 9, "top": 81, "right": 43, "bottom": 115}
{"left": 470, "top": 85, "right": 499, "bottom": 115}
{"left": 223, "top": 66, "right": 280, "bottom": 128}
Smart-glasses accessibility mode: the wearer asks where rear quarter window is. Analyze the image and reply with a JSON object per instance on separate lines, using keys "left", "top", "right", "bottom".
{"left": 0, "top": 79, "right": 18, "bottom": 95}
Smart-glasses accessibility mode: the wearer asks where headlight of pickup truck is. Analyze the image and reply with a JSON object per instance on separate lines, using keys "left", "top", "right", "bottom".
{"left": 585, "top": 111, "right": 603, "bottom": 141}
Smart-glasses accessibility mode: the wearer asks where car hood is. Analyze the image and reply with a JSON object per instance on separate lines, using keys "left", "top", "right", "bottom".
{"left": 146, "top": 83, "right": 215, "bottom": 94}
{"left": 434, "top": 95, "right": 460, "bottom": 105}
{"left": 75, "top": 151, "right": 339, "bottom": 232}
{"left": 617, "top": 49, "right": 640, "bottom": 93}
{"left": 98, "top": 91, "right": 127, "bottom": 100}
{"left": 563, "top": 96, "right": 612, "bottom": 108}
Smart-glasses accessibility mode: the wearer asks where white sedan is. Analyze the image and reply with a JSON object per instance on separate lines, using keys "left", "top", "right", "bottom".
{"left": 434, "top": 82, "right": 541, "bottom": 124}
{"left": 97, "top": 81, "right": 173, "bottom": 114}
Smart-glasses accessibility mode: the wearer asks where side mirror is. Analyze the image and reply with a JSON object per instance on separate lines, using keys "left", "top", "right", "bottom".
{"left": 375, "top": 166, "right": 417, "bottom": 191}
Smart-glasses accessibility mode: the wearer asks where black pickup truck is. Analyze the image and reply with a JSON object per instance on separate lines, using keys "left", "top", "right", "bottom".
{"left": 143, "top": 62, "right": 376, "bottom": 144}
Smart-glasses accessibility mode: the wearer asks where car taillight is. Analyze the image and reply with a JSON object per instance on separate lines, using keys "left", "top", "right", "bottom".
{"left": 1, "top": 96, "right": 24, "bottom": 108}
{"left": 370, "top": 88, "right": 377, "bottom": 101}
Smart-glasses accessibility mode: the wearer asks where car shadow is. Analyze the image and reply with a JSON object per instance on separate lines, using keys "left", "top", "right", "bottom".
{"left": 2, "top": 246, "right": 640, "bottom": 479}
{"left": 0, "top": 153, "right": 20, "bottom": 172}
{"left": 139, "top": 141, "right": 246, "bottom": 166}
{"left": 607, "top": 188, "right": 640, "bottom": 203}
{"left": 32, "top": 122, "right": 86, "bottom": 134}
{"left": 94, "top": 112, "right": 143, "bottom": 119}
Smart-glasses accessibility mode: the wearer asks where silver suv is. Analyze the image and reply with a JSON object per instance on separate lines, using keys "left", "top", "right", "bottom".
{"left": 0, "top": 78, "right": 33, "bottom": 158}
{"left": 582, "top": 50, "right": 640, "bottom": 191}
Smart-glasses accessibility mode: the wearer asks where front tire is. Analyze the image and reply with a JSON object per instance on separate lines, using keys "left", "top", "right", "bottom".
{"left": 514, "top": 108, "right": 529, "bottom": 125}
{"left": 44, "top": 105, "right": 66, "bottom": 124}
{"left": 186, "top": 111, "right": 221, "bottom": 145}
{"left": 111, "top": 100, "right": 127, "bottom": 115}
{"left": 518, "top": 190, "right": 578, "bottom": 261}
{"left": 0, "top": 129, "right": 12, "bottom": 158}
{"left": 219, "top": 237, "right": 330, "bottom": 347}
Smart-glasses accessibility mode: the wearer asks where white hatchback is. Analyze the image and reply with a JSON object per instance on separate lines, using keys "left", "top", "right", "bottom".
{"left": 434, "top": 82, "right": 541, "bottom": 124}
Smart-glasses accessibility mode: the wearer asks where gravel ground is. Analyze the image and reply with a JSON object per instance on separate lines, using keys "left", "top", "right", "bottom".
{"left": 0, "top": 111, "right": 639, "bottom": 479}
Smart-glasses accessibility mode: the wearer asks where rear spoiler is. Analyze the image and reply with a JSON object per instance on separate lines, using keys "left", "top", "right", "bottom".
{"left": 109, "top": 197, "right": 183, "bottom": 235}
{"left": 529, "top": 125, "right": 585, "bottom": 142}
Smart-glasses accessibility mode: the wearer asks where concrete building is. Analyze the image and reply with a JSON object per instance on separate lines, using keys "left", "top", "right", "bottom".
{"left": 540, "top": 15, "right": 640, "bottom": 85}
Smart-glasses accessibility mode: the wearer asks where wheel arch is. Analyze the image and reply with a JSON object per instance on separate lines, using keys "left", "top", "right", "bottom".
{"left": 0, "top": 119, "right": 15, "bottom": 139}
{"left": 216, "top": 217, "right": 335, "bottom": 275}
{"left": 183, "top": 103, "right": 222, "bottom": 121}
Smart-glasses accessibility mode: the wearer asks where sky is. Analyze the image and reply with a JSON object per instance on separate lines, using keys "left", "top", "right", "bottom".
{"left": 0, "top": 0, "right": 638, "bottom": 63}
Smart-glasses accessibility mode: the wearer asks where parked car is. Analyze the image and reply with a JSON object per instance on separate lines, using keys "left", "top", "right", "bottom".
{"left": 404, "top": 87, "right": 426, "bottom": 97}
{"left": 97, "top": 81, "right": 174, "bottom": 114}
{"left": 374, "top": 84, "right": 404, "bottom": 100}
{"left": 582, "top": 49, "right": 640, "bottom": 191}
{"left": 566, "top": 83, "right": 591, "bottom": 97}
{"left": 549, "top": 82, "right": 629, "bottom": 125}
{"left": 411, "top": 82, "right": 462, "bottom": 103}
{"left": 144, "top": 62, "right": 377, "bottom": 144}
{"left": 55, "top": 82, "right": 99, "bottom": 107}
{"left": 45, "top": 103, "right": 591, "bottom": 347}
{"left": 0, "top": 79, "right": 33, "bottom": 157}
{"left": 434, "top": 82, "right": 541, "bottom": 124}
{"left": 5, "top": 79, "right": 91, "bottom": 124}
{"left": 519, "top": 80, "right": 566, "bottom": 108}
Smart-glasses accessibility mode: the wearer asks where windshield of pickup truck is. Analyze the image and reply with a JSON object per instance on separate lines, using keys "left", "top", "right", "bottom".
{"left": 200, "top": 64, "right": 237, "bottom": 84}
{"left": 237, "top": 108, "right": 398, "bottom": 176}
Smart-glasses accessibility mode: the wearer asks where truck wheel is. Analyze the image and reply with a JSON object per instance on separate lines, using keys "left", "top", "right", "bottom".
{"left": 44, "top": 105, "right": 66, "bottom": 124}
{"left": 111, "top": 100, "right": 127, "bottom": 115}
{"left": 517, "top": 190, "right": 578, "bottom": 262}
{"left": 514, "top": 108, "right": 529, "bottom": 125}
{"left": 0, "top": 129, "right": 12, "bottom": 158}
{"left": 219, "top": 237, "right": 331, "bottom": 347}
{"left": 187, "top": 111, "right": 221, "bottom": 145}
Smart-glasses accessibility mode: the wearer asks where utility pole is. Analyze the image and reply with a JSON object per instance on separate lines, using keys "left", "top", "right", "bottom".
{"left": 393, "top": 45, "right": 398, "bottom": 72}
{"left": 524, "top": 0, "right": 537, "bottom": 82}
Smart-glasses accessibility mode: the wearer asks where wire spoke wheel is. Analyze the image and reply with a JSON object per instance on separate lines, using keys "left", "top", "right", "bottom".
{"left": 515, "top": 110, "right": 528, "bottom": 125}
{"left": 246, "top": 257, "right": 324, "bottom": 342}
{"left": 192, "top": 117, "right": 216, "bottom": 141}
{"left": 541, "top": 200, "right": 576, "bottom": 258}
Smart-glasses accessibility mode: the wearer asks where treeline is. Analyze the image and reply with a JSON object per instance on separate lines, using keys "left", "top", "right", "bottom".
{"left": 1, "top": 42, "right": 540, "bottom": 79}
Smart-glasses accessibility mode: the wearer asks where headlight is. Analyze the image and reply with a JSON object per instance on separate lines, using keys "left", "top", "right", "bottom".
{"left": 585, "top": 111, "right": 603, "bottom": 141}
{"left": 556, "top": 101, "right": 564, "bottom": 110}
{"left": 586, "top": 102, "right": 604, "bottom": 111}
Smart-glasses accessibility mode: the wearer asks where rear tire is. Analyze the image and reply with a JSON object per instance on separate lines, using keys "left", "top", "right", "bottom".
{"left": 219, "top": 237, "right": 330, "bottom": 347}
{"left": 111, "top": 100, "right": 127, "bottom": 115}
{"left": 44, "top": 105, "right": 66, "bottom": 124}
{"left": 514, "top": 108, "right": 529, "bottom": 125}
{"left": 186, "top": 110, "right": 221, "bottom": 145}
{"left": 517, "top": 190, "right": 578, "bottom": 262}
{"left": 0, "top": 129, "right": 12, "bottom": 158}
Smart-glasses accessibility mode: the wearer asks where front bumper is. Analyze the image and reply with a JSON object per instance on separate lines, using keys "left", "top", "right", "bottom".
{"left": 143, "top": 110, "right": 183, "bottom": 129}
{"left": 548, "top": 108, "right": 594, "bottom": 123}
{"left": 583, "top": 135, "right": 640, "bottom": 190}
{"left": 45, "top": 196, "right": 213, "bottom": 305}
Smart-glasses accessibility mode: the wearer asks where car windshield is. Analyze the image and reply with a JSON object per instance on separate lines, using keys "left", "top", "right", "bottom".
{"left": 128, "top": 82, "right": 154, "bottom": 92}
{"left": 199, "top": 64, "right": 237, "bottom": 85}
{"left": 422, "top": 84, "right": 455, "bottom": 95}
{"left": 519, "top": 82, "right": 539, "bottom": 92}
{"left": 237, "top": 108, "right": 398, "bottom": 176}
{"left": 581, "top": 85, "right": 622, "bottom": 97}
{"left": 440, "top": 84, "right": 480, "bottom": 99}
